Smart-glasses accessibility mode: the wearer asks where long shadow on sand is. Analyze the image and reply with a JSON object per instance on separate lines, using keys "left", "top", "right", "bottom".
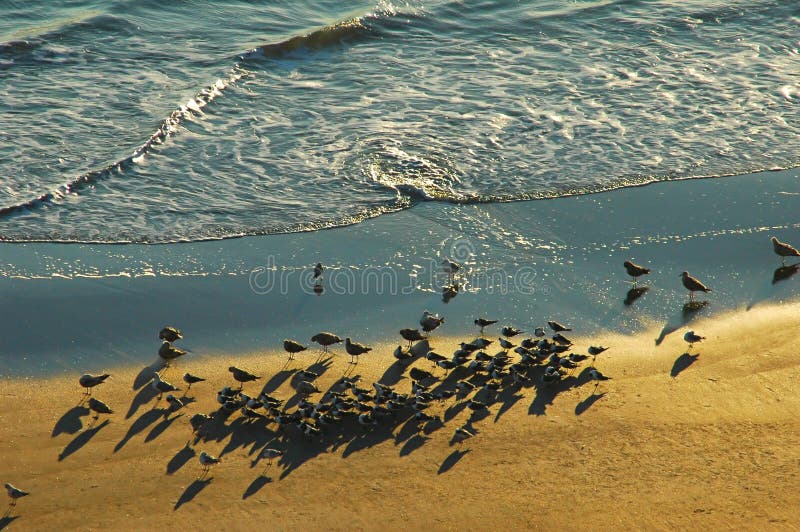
{"left": 58, "top": 419, "right": 110, "bottom": 461}
{"left": 575, "top": 392, "right": 606, "bottom": 415}
{"left": 0, "top": 516, "right": 19, "bottom": 530}
{"left": 400, "top": 433, "right": 430, "bottom": 456}
{"left": 125, "top": 384, "right": 159, "bottom": 420}
{"left": 242, "top": 475, "right": 272, "bottom": 499}
{"left": 115, "top": 408, "right": 166, "bottom": 452}
{"left": 655, "top": 302, "right": 710, "bottom": 346}
{"left": 167, "top": 442, "right": 196, "bottom": 475}
{"left": 670, "top": 353, "right": 700, "bottom": 378}
{"left": 529, "top": 375, "right": 578, "bottom": 416}
{"left": 52, "top": 405, "right": 90, "bottom": 437}
{"left": 260, "top": 369, "right": 297, "bottom": 395}
{"left": 133, "top": 359, "right": 167, "bottom": 391}
{"left": 174, "top": 479, "right": 212, "bottom": 510}
{"left": 438, "top": 449, "right": 470, "bottom": 474}
{"left": 145, "top": 413, "right": 184, "bottom": 443}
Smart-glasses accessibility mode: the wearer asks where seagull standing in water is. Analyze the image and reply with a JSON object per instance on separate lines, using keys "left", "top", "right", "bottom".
{"left": 623, "top": 260, "right": 651, "bottom": 287}
{"left": 158, "top": 326, "right": 183, "bottom": 342}
{"left": 420, "top": 310, "right": 445, "bottom": 334}
{"left": 771, "top": 236, "right": 800, "bottom": 265}
{"left": 680, "top": 271, "right": 711, "bottom": 302}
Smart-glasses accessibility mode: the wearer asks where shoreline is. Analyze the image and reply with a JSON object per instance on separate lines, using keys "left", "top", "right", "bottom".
{"left": 2, "top": 300, "right": 799, "bottom": 530}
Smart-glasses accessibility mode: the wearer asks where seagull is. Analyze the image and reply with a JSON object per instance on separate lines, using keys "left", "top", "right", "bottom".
{"left": 684, "top": 330, "right": 705, "bottom": 348}
{"left": 451, "top": 426, "right": 474, "bottom": 447}
{"left": 425, "top": 351, "right": 447, "bottom": 367}
{"left": 680, "top": 271, "right": 711, "bottom": 301}
{"left": 158, "top": 341, "right": 187, "bottom": 366}
{"left": 588, "top": 367, "right": 611, "bottom": 392}
{"left": 259, "top": 448, "right": 283, "bottom": 468}
{"left": 533, "top": 327, "right": 546, "bottom": 338}
{"left": 442, "top": 259, "right": 460, "bottom": 278}
{"left": 4, "top": 483, "right": 28, "bottom": 508}
{"left": 182, "top": 372, "right": 205, "bottom": 391}
{"left": 78, "top": 373, "right": 110, "bottom": 396}
{"left": 437, "top": 359, "right": 456, "bottom": 375}
{"left": 158, "top": 326, "right": 183, "bottom": 342}
{"left": 311, "top": 332, "right": 342, "bottom": 353}
{"left": 771, "top": 236, "right": 800, "bottom": 265}
{"left": 552, "top": 333, "right": 572, "bottom": 346}
{"left": 588, "top": 346, "right": 609, "bottom": 357}
{"left": 313, "top": 262, "right": 324, "bottom": 279}
{"left": 228, "top": 366, "right": 260, "bottom": 388}
{"left": 501, "top": 326, "right": 523, "bottom": 338}
{"left": 623, "top": 260, "right": 651, "bottom": 286}
{"left": 283, "top": 339, "right": 308, "bottom": 360}
{"left": 474, "top": 318, "right": 498, "bottom": 335}
{"left": 420, "top": 310, "right": 445, "bottom": 333}
{"left": 294, "top": 380, "right": 321, "bottom": 396}
{"left": 547, "top": 321, "right": 571, "bottom": 332}
{"left": 189, "top": 413, "right": 211, "bottom": 434}
{"left": 297, "top": 369, "right": 320, "bottom": 381}
{"left": 409, "top": 367, "right": 435, "bottom": 381}
{"left": 152, "top": 372, "right": 180, "bottom": 398}
{"left": 393, "top": 345, "right": 414, "bottom": 363}
{"left": 399, "top": 328, "right": 425, "bottom": 347}
{"left": 87, "top": 397, "right": 113, "bottom": 419}
{"left": 166, "top": 394, "right": 185, "bottom": 412}
{"left": 345, "top": 337, "right": 372, "bottom": 364}
{"left": 498, "top": 338, "right": 515, "bottom": 351}
{"left": 198, "top": 451, "right": 220, "bottom": 478}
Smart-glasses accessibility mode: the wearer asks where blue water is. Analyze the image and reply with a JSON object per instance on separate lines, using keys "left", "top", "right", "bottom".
{"left": 1, "top": 0, "right": 798, "bottom": 243}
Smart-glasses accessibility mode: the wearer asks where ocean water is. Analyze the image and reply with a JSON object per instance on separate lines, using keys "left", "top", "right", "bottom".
{"left": 1, "top": 0, "right": 798, "bottom": 243}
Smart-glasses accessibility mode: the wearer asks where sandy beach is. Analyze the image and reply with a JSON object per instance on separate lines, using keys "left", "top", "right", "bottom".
{"left": 2, "top": 299, "right": 800, "bottom": 530}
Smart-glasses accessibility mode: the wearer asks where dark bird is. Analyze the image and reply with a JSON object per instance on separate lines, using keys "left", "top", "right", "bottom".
{"left": 420, "top": 310, "right": 445, "bottom": 333}
{"left": 345, "top": 337, "right": 372, "bottom": 364}
{"left": 467, "top": 399, "right": 487, "bottom": 411}
{"left": 552, "top": 333, "right": 572, "bottom": 346}
{"left": 152, "top": 372, "right": 180, "bottom": 398}
{"left": 684, "top": 330, "right": 705, "bottom": 348}
{"left": 771, "top": 236, "right": 800, "bottom": 265}
{"left": 534, "top": 327, "right": 546, "bottom": 337}
{"left": 78, "top": 373, "right": 110, "bottom": 396}
{"left": 283, "top": 339, "right": 308, "bottom": 360}
{"left": 623, "top": 260, "right": 651, "bottom": 286}
{"left": 588, "top": 367, "right": 610, "bottom": 392}
{"left": 311, "top": 332, "right": 342, "bottom": 353}
{"left": 547, "top": 321, "right": 571, "bottom": 332}
{"left": 680, "top": 271, "right": 711, "bottom": 301}
{"left": 198, "top": 451, "right": 220, "bottom": 478}
{"left": 399, "top": 328, "right": 425, "bottom": 347}
{"left": 501, "top": 326, "right": 523, "bottom": 338}
{"left": 4, "top": 483, "right": 28, "bottom": 508}
{"left": 409, "top": 367, "right": 435, "bottom": 382}
{"left": 87, "top": 397, "right": 113, "bottom": 418}
{"left": 182, "top": 372, "right": 205, "bottom": 391}
{"left": 441, "top": 259, "right": 460, "bottom": 277}
{"left": 228, "top": 366, "right": 260, "bottom": 387}
{"left": 498, "top": 338, "right": 515, "bottom": 350}
{"left": 158, "top": 326, "right": 183, "bottom": 342}
{"left": 158, "top": 341, "right": 187, "bottom": 366}
{"left": 451, "top": 426, "right": 474, "bottom": 447}
{"left": 313, "top": 262, "right": 324, "bottom": 279}
{"left": 588, "top": 346, "right": 609, "bottom": 358}
{"left": 166, "top": 394, "right": 185, "bottom": 412}
{"left": 259, "top": 448, "right": 283, "bottom": 467}
{"left": 189, "top": 413, "right": 211, "bottom": 433}
{"left": 474, "top": 318, "right": 498, "bottom": 335}
{"left": 393, "top": 345, "right": 414, "bottom": 363}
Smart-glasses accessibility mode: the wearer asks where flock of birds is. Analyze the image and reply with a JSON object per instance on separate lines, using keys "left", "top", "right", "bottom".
{"left": 5, "top": 235, "right": 799, "bottom": 513}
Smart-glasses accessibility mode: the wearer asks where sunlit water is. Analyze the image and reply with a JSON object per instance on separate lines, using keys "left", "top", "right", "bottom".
{"left": 1, "top": 0, "right": 798, "bottom": 243}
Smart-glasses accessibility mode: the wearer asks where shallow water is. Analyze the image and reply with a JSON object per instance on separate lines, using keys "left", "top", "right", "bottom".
{"left": 1, "top": 0, "right": 798, "bottom": 242}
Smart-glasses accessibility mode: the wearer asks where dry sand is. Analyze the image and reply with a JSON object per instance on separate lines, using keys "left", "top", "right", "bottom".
{"left": 2, "top": 302, "right": 800, "bottom": 531}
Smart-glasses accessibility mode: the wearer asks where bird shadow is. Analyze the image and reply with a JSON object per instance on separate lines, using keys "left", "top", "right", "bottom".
{"left": 528, "top": 375, "right": 577, "bottom": 416}
{"left": 399, "top": 433, "right": 430, "bottom": 457}
{"left": 378, "top": 361, "right": 408, "bottom": 386}
{"left": 174, "top": 478, "right": 212, "bottom": 511}
{"left": 242, "top": 475, "right": 272, "bottom": 499}
{"left": 493, "top": 387, "right": 525, "bottom": 423}
{"left": 52, "top": 405, "right": 90, "bottom": 437}
{"left": 58, "top": 419, "right": 110, "bottom": 461}
{"left": 0, "top": 515, "right": 19, "bottom": 530}
{"left": 655, "top": 304, "right": 709, "bottom": 346}
{"left": 773, "top": 263, "right": 800, "bottom": 285}
{"left": 670, "top": 353, "right": 700, "bottom": 378}
{"left": 133, "top": 359, "right": 166, "bottom": 391}
{"left": 145, "top": 413, "right": 184, "bottom": 443}
{"left": 437, "top": 449, "right": 470, "bottom": 474}
{"left": 624, "top": 286, "right": 649, "bottom": 306}
{"left": 575, "top": 392, "right": 606, "bottom": 416}
{"left": 115, "top": 408, "right": 166, "bottom": 452}
{"left": 125, "top": 383, "right": 159, "bottom": 420}
{"left": 166, "top": 442, "right": 196, "bottom": 475}
{"left": 304, "top": 357, "right": 333, "bottom": 378}
{"left": 260, "top": 369, "right": 296, "bottom": 395}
